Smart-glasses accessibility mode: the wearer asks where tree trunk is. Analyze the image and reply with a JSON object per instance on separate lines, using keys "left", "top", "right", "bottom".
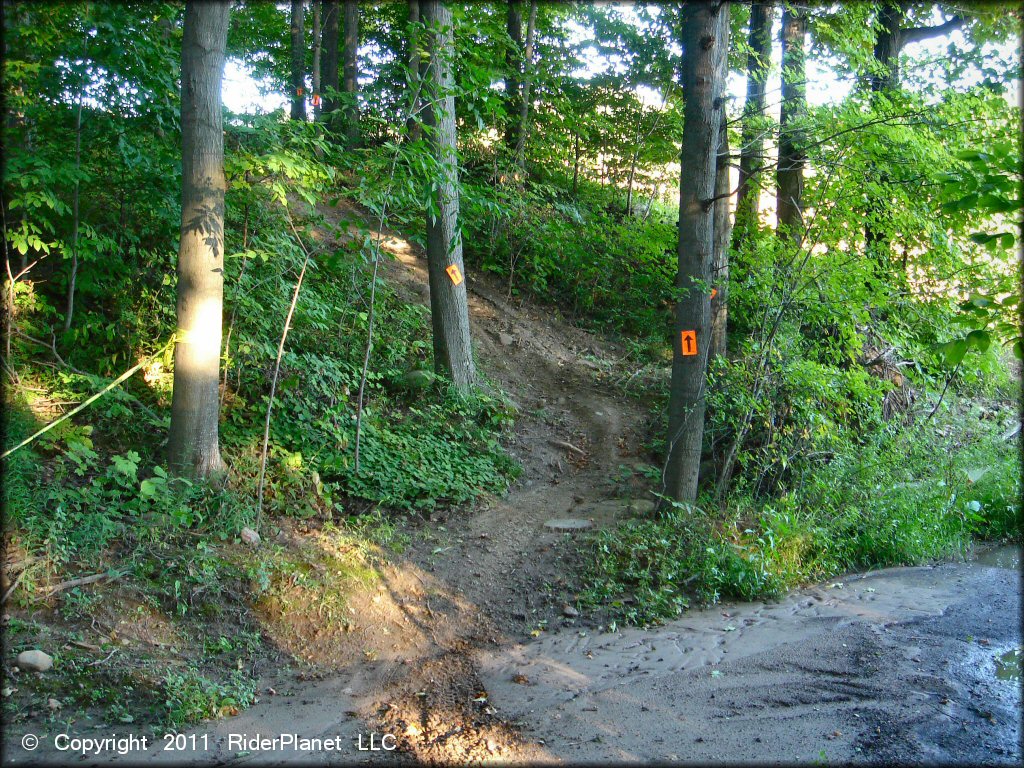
{"left": 422, "top": 0, "right": 475, "bottom": 392}
{"left": 625, "top": 149, "right": 638, "bottom": 217}
{"left": 504, "top": 0, "right": 523, "bottom": 152}
{"left": 663, "top": 0, "right": 728, "bottom": 505}
{"left": 733, "top": 1, "right": 772, "bottom": 240}
{"left": 168, "top": 0, "right": 230, "bottom": 479}
{"left": 513, "top": 0, "right": 537, "bottom": 172}
{"left": 290, "top": 0, "right": 306, "bottom": 120}
{"left": 342, "top": 0, "right": 359, "bottom": 145}
{"left": 710, "top": 109, "right": 731, "bottom": 360}
{"left": 775, "top": 4, "right": 807, "bottom": 240}
{"left": 63, "top": 93, "right": 83, "bottom": 332}
{"left": 406, "top": 0, "right": 422, "bottom": 141}
{"left": 312, "top": 0, "right": 321, "bottom": 119}
{"left": 320, "top": 0, "right": 340, "bottom": 127}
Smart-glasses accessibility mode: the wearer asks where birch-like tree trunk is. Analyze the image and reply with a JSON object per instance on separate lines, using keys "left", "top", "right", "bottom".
{"left": 168, "top": 0, "right": 230, "bottom": 479}
{"left": 406, "top": 0, "right": 422, "bottom": 142}
{"left": 290, "top": 0, "right": 306, "bottom": 121}
{"left": 513, "top": 0, "right": 537, "bottom": 172}
{"left": 710, "top": 110, "right": 732, "bottom": 360}
{"left": 422, "top": 0, "right": 475, "bottom": 392}
{"left": 663, "top": 0, "right": 729, "bottom": 505}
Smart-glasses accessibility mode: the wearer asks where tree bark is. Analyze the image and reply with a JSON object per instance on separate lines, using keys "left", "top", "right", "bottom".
{"left": 776, "top": 4, "right": 807, "bottom": 240}
{"left": 63, "top": 93, "right": 83, "bottom": 332}
{"left": 422, "top": 0, "right": 475, "bottom": 392}
{"left": 572, "top": 129, "right": 580, "bottom": 196}
{"left": 733, "top": 1, "right": 772, "bottom": 240}
{"left": 710, "top": 110, "right": 731, "bottom": 360}
{"left": 514, "top": 0, "right": 537, "bottom": 173}
{"left": 312, "top": 0, "right": 321, "bottom": 119}
{"left": 168, "top": 0, "right": 230, "bottom": 479}
{"left": 871, "top": 1, "right": 903, "bottom": 94}
{"left": 342, "top": 0, "right": 359, "bottom": 145}
{"left": 663, "top": 0, "right": 729, "bottom": 505}
{"left": 320, "top": 0, "right": 340, "bottom": 127}
{"left": 504, "top": 0, "right": 523, "bottom": 152}
{"left": 406, "top": 0, "right": 422, "bottom": 142}
{"left": 290, "top": 0, "right": 306, "bottom": 121}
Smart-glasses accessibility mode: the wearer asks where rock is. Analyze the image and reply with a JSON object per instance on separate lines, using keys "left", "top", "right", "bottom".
{"left": 16, "top": 650, "right": 53, "bottom": 673}
{"left": 627, "top": 499, "right": 657, "bottom": 516}
{"left": 562, "top": 604, "right": 579, "bottom": 618}
{"left": 544, "top": 518, "right": 593, "bottom": 531}
{"left": 240, "top": 527, "right": 261, "bottom": 546}
{"left": 398, "top": 369, "right": 434, "bottom": 390}
{"left": 47, "top": 698, "right": 62, "bottom": 711}
{"left": 498, "top": 332, "right": 515, "bottom": 347}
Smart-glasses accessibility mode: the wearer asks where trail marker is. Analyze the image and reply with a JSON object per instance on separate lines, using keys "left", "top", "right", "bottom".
{"left": 710, "top": 288, "right": 718, "bottom": 299}
{"left": 681, "top": 330, "right": 698, "bottom": 356}
{"left": 296, "top": 86, "right": 304, "bottom": 96}
{"left": 445, "top": 264, "right": 464, "bottom": 286}
{"left": 312, "top": 94, "right": 321, "bottom": 107}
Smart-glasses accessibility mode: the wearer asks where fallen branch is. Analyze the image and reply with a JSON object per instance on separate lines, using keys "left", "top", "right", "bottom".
{"left": 549, "top": 439, "right": 585, "bottom": 455}
{"left": 45, "top": 571, "right": 124, "bottom": 598}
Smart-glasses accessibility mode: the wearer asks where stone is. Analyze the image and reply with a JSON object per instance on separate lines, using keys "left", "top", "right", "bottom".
{"left": 16, "top": 650, "right": 53, "bottom": 673}
{"left": 562, "top": 604, "right": 579, "bottom": 618}
{"left": 240, "top": 527, "right": 261, "bottom": 546}
{"left": 499, "top": 332, "right": 515, "bottom": 347}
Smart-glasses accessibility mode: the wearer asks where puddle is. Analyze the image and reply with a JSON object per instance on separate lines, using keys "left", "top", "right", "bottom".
{"left": 970, "top": 544, "right": 1021, "bottom": 570}
{"left": 995, "top": 647, "right": 1022, "bottom": 683}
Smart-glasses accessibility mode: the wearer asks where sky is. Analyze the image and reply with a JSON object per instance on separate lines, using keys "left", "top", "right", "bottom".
{"left": 221, "top": 7, "right": 1020, "bottom": 117}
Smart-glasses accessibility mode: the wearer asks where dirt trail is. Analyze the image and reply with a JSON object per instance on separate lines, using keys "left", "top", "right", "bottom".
{"left": 22, "top": 201, "right": 1017, "bottom": 767}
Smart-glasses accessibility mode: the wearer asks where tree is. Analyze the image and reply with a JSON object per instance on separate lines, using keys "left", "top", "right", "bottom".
{"left": 504, "top": 0, "right": 524, "bottom": 152}
{"left": 342, "top": 0, "right": 359, "bottom": 144}
{"left": 168, "top": 0, "right": 230, "bottom": 479}
{"left": 663, "top": 0, "right": 729, "bottom": 504}
{"left": 312, "top": 0, "right": 321, "bottom": 118}
{"left": 514, "top": 0, "right": 538, "bottom": 173}
{"left": 710, "top": 111, "right": 731, "bottom": 360}
{"left": 422, "top": 0, "right": 475, "bottom": 392}
{"left": 320, "top": 0, "right": 340, "bottom": 127}
{"left": 290, "top": 0, "right": 306, "bottom": 121}
{"left": 405, "top": 0, "right": 422, "bottom": 141}
{"left": 776, "top": 3, "right": 807, "bottom": 240}
{"left": 733, "top": 1, "right": 773, "bottom": 239}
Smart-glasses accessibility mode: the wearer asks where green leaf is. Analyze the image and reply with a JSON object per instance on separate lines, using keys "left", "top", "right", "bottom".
{"left": 941, "top": 338, "right": 969, "bottom": 367}
{"left": 966, "top": 330, "right": 990, "bottom": 352}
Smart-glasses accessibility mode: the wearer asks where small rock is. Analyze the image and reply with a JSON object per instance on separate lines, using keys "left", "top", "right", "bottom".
{"left": 240, "top": 527, "right": 261, "bottom": 546}
{"left": 544, "top": 518, "right": 593, "bottom": 531}
{"left": 562, "top": 605, "right": 579, "bottom": 618}
{"left": 1, "top": 687, "right": 15, "bottom": 697}
{"left": 498, "top": 332, "right": 515, "bottom": 347}
{"left": 16, "top": 650, "right": 53, "bottom": 673}
{"left": 48, "top": 698, "right": 62, "bottom": 711}
{"left": 487, "top": 739, "right": 499, "bottom": 753}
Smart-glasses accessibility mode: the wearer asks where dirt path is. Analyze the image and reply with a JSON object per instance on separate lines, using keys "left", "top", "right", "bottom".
{"left": 17, "top": 201, "right": 1016, "bottom": 767}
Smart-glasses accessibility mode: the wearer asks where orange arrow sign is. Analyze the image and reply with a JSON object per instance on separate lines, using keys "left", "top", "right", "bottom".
{"left": 681, "top": 330, "right": 698, "bottom": 356}
{"left": 445, "top": 264, "right": 464, "bottom": 286}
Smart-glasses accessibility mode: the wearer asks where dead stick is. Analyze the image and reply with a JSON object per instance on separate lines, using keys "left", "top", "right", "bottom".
{"left": 45, "top": 571, "right": 123, "bottom": 598}
{"left": 549, "top": 439, "right": 585, "bottom": 455}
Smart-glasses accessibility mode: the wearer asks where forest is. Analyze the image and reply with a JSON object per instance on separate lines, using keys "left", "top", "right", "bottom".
{"left": 2, "top": 0, "right": 1021, "bottom": 763}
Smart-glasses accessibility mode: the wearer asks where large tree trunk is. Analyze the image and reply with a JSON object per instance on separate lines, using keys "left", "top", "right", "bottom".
{"left": 422, "top": 0, "right": 475, "bottom": 392}
{"left": 513, "top": 0, "right": 537, "bottom": 173}
{"left": 406, "top": 0, "right": 422, "bottom": 142}
{"left": 504, "top": 0, "right": 523, "bottom": 152}
{"left": 320, "top": 0, "right": 340, "bottom": 128}
{"left": 663, "top": 0, "right": 729, "bottom": 505}
{"left": 168, "top": 0, "right": 230, "bottom": 479}
{"left": 710, "top": 109, "right": 731, "bottom": 360}
{"left": 290, "top": 0, "right": 306, "bottom": 121}
{"left": 733, "top": 1, "right": 772, "bottom": 240}
{"left": 342, "top": 0, "right": 359, "bottom": 145}
{"left": 312, "top": 0, "right": 321, "bottom": 119}
{"left": 775, "top": 4, "right": 807, "bottom": 240}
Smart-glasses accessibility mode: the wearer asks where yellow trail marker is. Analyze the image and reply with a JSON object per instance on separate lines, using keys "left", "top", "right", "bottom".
{"left": 681, "top": 330, "right": 698, "bottom": 356}
{"left": 446, "top": 264, "right": 464, "bottom": 286}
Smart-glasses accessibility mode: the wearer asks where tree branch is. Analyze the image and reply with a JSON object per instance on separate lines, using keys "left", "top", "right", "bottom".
{"left": 901, "top": 15, "right": 964, "bottom": 47}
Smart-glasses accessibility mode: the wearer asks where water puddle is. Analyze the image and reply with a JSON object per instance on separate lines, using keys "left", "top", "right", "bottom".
{"left": 969, "top": 544, "right": 1021, "bottom": 570}
{"left": 995, "top": 647, "right": 1022, "bottom": 683}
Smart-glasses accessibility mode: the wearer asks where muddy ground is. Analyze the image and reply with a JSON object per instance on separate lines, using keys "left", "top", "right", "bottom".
{"left": 4, "top": 202, "right": 1020, "bottom": 766}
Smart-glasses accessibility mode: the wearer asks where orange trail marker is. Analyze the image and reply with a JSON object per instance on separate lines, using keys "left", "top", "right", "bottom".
{"left": 296, "top": 87, "right": 304, "bottom": 96}
{"left": 681, "top": 330, "right": 698, "bottom": 356}
{"left": 312, "top": 94, "right": 321, "bottom": 106}
{"left": 710, "top": 288, "right": 718, "bottom": 299}
{"left": 445, "top": 264, "right": 464, "bottom": 286}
